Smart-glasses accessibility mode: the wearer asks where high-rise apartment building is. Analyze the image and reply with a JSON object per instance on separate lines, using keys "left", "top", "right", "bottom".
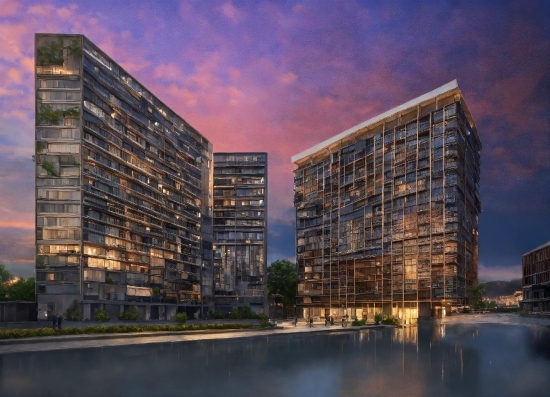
{"left": 292, "top": 81, "right": 481, "bottom": 322}
{"left": 35, "top": 34, "right": 214, "bottom": 320}
{"left": 213, "top": 153, "right": 267, "bottom": 313}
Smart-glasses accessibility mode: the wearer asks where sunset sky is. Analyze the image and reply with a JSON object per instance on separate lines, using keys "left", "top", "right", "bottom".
{"left": 0, "top": 0, "right": 548, "bottom": 281}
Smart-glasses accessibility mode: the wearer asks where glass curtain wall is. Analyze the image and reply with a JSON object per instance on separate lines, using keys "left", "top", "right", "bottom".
{"left": 213, "top": 153, "right": 267, "bottom": 313}
{"left": 294, "top": 91, "right": 481, "bottom": 323}
{"left": 35, "top": 34, "right": 213, "bottom": 318}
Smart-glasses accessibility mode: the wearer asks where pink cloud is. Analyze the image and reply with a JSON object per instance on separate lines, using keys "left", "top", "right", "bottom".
{"left": 0, "top": 0, "right": 19, "bottom": 17}
{"left": 26, "top": 3, "right": 55, "bottom": 16}
{"left": 218, "top": 1, "right": 244, "bottom": 24}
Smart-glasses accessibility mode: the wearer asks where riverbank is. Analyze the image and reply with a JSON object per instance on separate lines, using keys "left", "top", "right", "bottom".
{"left": 0, "top": 319, "right": 390, "bottom": 354}
{"left": 3, "top": 313, "right": 547, "bottom": 355}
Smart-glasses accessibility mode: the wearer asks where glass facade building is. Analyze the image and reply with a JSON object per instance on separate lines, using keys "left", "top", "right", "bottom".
{"left": 521, "top": 241, "right": 550, "bottom": 313}
{"left": 292, "top": 81, "right": 481, "bottom": 323}
{"left": 213, "top": 153, "right": 267, "bottom": 313}
{"left": 35, "top": 34, "right": 214, "bottom": 320}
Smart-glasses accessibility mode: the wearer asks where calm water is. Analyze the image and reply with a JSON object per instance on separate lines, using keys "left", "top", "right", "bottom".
{"left": 1, "top": 322, "right": 549, "bottom": 397}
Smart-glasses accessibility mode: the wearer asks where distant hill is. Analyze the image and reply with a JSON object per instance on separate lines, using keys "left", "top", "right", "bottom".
{"left": 481, "top": 279, "right": 522, "bottom": 298}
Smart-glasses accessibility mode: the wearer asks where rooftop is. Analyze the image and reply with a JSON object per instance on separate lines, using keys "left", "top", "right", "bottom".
{"left": 291, "top": 80, "right": 479, "bottom": 165}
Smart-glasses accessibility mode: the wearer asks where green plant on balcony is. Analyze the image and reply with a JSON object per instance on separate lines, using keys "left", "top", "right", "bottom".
{"left": 68, "top": 38, "right": 82, "bottom": 58}
{"left": 73, "top": 161, "right": 80, "bottom": 167}
{"left": 36, "top": 141, "right": 46, "bottom": 153}
{"left": 105, "top": 277, "right": 115, "bottom": 284}
{"left": 63, "top": 107, "right": 80, "bottom": 118}
{"left": 36, "top": 37, "right": 64, "bottom": 66}
{"left": 36, "top": 104, "right": 63, "bottom": 125}
{"left": 41, "top": 160, "right": 58, "bottom": 176}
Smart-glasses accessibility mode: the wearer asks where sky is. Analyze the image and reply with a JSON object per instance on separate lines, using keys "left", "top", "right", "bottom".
{"left": 0, "top": 0, "right": 548, "bottom": 281}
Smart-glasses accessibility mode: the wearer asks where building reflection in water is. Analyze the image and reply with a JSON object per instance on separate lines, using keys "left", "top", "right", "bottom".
{"left": 0, "top": 323, "right": 549, "bottom": 397}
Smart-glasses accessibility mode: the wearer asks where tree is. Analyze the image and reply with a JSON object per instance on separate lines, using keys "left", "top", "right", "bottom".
{"left": 0, "top": 263, "right": 12, "bottom": 283}
{"left": 267, "top": 260, "right": 298, "bottom": 307}
{"left": 4, "top": 278, "right": 35, "bottom": 301}
{"left": 66, "top": 299, "right": 82, "bottom": 321}
{"left": 0, "top": 263, "right": 35, "bottom": 301}
{"left": 471, "top": 284, "right": 485, "bottom": 309}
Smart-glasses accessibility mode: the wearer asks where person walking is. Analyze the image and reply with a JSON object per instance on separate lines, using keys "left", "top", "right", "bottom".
{"left": 330, "top": 315, "right": 334, "bottom": 326}
{"left": 309, "top": 317, "right": 313, "bottom": 328}
{"left": 57, "top": 313, "right": 62, "bottom": 330}
{"left": 293, "top": 316, "right": 297, "bottom": 327}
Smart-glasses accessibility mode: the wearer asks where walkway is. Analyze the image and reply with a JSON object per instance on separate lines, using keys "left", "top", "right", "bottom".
{"left": 0, "top": 320, "right": 378, "bottom": 354}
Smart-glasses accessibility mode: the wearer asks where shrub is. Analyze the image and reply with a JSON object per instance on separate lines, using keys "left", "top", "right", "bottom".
{"left": 117, "top": 307, "right": 140, "bottom": 320}
{"left": 240, "top": 305, "right": 252, "bottom": 319}
{"left": 374, "top": 313, "right": 383, "bottom": 325}
{"left": 0, "top": 323, "right": 265, "bottom": 340}
{"left": 256, "top": 313, "right": 268, "bottom": 321}
{"left": 352, "top": 318, "right": 367, "bottom": 326}
{"left": 227, "top": 305, "right": 266, "bottom": 320}
{"left": 229, "top": 307, "right": 240, "bottom": 319}
{"left": 94, "top": 308, "right": 110, "bottom": 322}
{"left": 66, "top": 299, "right": 81, "bottom": 321}
{"left": 259, "top": 320, "right": 274, "bottom": 327}
{"left": 212, "top": 311, "right": 224, "bottom": 319}
{"left": 175, "top": 312, "right": 188, "bottom": 324}
{"left": 381, "top": 316, "right": 399, "bottom": 325}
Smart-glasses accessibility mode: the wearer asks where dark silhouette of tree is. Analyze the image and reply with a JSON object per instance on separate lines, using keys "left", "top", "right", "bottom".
{"left": 267, "top": 260, "right": 298, "bottom": 307}
{"left": 0, "top": 263, "right": 35, "bottom": 301}
{"left": 472, "top": 284, "right": 485, "bottom": 309}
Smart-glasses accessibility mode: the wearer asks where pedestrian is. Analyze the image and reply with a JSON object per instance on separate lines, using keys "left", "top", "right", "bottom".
{"left": 52, "top": 313, "right": 57, "bottom": 329}
{"left": 57, "top": 313, "right": 62, "bottom": 330}
{"left": 330, "top": 315, "right": 334, "bottom": 326}
{"left": 293, "top": 316, "right": 297, "bottom": 327}
{"left": 309, "top": 317, "right": 313, "bottom": 328}
{"left": 342, "top": 317, "right": 345, "bottom": 327}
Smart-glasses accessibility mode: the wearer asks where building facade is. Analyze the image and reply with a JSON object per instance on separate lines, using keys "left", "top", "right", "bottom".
{"left": 35, "top": 34, "right": 214, "bottom": 320}
{"left": 213, "top": 153, "right": 267, "bottom": 313}
{"left": 521, "top": 241, "right": 550, "bottom": 313}
{"left": 292, "top": 81, "right": 481, "bottom": 323}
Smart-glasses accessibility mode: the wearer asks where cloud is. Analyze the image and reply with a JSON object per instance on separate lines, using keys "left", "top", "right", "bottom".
{"left": 478, "top": 264, "right": 522, "bottom": 282}
{"left": 0, "top": 0, "right": 19, "bottom": 17}
{"left": 218, "top": 1, "right": 245, "bottom": 24}
{"left": 0, "top": 0, "right": 548, "bottom": 278}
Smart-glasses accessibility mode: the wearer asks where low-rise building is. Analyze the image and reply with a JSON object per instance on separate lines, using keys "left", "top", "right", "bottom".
{"left": 521, "top": 241, "right": 550, "bottom": 313}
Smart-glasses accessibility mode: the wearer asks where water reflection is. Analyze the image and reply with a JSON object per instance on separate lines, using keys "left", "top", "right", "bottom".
{"left": 0, "top": 323, "right": 549, "bottom": 397}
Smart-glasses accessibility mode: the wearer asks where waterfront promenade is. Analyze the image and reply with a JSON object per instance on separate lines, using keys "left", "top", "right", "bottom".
{"left": 1, "top": 313, "right": 548, "bottom": 355}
